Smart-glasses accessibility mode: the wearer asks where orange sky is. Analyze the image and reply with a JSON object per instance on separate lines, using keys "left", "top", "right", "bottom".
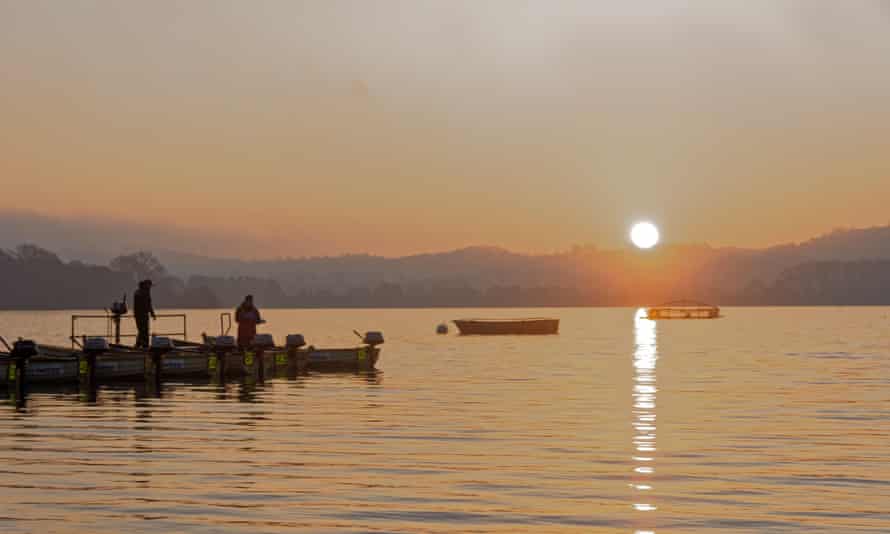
{"left": 2, "top": 1, "right": 890, "bottom": 258}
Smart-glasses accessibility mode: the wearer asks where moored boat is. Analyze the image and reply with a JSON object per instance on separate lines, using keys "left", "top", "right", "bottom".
{"left": 1, "top": 309, "right": 384, "bottom": 389}
{"left": 453, "top": 318, "right": 559, "bottom": 335}
{"left": 1, "top": 327, "right": 383, "bottom": 387}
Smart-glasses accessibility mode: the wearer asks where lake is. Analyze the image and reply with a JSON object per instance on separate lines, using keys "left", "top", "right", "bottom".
{"left": 0, "top": 307, "right": 888, "bottom": 533}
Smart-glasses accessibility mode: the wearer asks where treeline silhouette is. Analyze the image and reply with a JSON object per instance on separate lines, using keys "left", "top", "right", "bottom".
{"left": 2, "top": 240, "right": 890, "bottom": 309}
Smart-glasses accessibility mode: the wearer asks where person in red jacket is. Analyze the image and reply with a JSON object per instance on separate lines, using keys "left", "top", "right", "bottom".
{"left": 235, "top": 295, "right": 263, "bottom": 348}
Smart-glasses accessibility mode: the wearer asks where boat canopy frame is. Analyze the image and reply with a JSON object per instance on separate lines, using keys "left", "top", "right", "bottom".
{"left": 70, "top": 312, "right": 188, "bottom": 348}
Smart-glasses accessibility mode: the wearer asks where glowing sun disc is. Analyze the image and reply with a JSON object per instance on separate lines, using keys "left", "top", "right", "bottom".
{"left": 631, "top": 222, "right": 660, "bottom": 249}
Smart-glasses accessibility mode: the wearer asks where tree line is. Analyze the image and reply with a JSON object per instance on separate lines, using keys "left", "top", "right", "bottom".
{"left": 2, "top": 243, "right": 890, "bottom": 309}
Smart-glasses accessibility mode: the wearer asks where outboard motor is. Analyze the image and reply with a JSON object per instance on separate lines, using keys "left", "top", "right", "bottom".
{"left": 250, "top": 334, "right": 275, "bottom": 381}
{"left": 81, "top": 337, "right": 109, "bottom": 387}
{"left": 252, "top": 334, "right": 275, "bottom": 349}
{"left": 285, "top": 334, "right": 306, "bottom": 349}
{"left": 83, "top": 337, "right": 110, "bottom": 355}
{"left": 209, "top": 335, "right": 235, "bottom": 379}
{"left": 214, "top": 335, "right": 236, "bottom": 348}
{"left": 109, "top": 295, "right": 128, "bottom": 345}
{"left": 362, "top": 331, "right": 384, "bottom": 347}
{"left": 8, "top": 339, "right": 38, "bottom": 389}
{"left": 10, "top": 339, "right": 38, "bottom": 361}
{"left": 150, "top": 336, "right": 175, "bottom": 353}
{"left": 148, "top": 336, "right": 175, "bottom": 380}
{"left": 285, "top": 334, "right": 307, "bottom": 373}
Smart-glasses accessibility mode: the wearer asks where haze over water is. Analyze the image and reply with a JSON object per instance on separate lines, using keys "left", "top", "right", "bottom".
{"left": 1, "top": 307, "right": 888, "bottom": 533}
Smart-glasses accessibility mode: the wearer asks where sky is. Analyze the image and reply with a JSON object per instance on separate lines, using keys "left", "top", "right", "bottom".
{"left": 2, "top": 1, "right": 890, "bottom": 258}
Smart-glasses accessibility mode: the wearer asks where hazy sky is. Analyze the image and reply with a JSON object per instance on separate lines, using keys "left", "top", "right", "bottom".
{"left": 2, "top": 1, "right": 890, "bottom": 257}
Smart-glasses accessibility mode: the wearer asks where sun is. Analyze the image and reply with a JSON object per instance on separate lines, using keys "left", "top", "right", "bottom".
{"left": 630, "top": 222, "right": 660, "bottom": 249}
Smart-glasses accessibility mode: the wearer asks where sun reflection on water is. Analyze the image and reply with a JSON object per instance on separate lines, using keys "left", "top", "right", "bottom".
{"left": 632, "top": 308, "right": 658, "bottom": 533}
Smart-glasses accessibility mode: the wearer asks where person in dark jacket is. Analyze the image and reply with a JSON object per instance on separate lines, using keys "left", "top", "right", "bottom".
{"left": 235, "top": 294, "right": 263, "bottom": 348}
{"left": 133, "top": 279, "right": 157, "bottom": 348}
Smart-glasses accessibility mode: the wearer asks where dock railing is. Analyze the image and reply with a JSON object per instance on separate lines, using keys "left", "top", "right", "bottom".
{"left": 70, "top": 313, "right": 188, "bottom": 349}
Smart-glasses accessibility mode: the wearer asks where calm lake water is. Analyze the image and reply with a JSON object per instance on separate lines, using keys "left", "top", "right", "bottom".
{"left": 0, "top": 307, "right": 888, "bottom": 533}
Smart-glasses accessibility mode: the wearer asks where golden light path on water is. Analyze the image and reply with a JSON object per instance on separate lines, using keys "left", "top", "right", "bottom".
{"left": 632, "top": 308, "right": 657, "bottom": 534}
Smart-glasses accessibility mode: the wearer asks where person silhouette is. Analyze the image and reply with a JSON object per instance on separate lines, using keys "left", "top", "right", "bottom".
{"left": 235, "top": 294, "right": 264, "bottom": 348}
{"left": 133, "top": 279, "right": 157, "bottom": 348}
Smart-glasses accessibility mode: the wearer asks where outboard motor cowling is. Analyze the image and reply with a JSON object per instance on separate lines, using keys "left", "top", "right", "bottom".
{"left": 83, "top": 337, "right": 110, "bottom": 355}
{"left": 252, "top": 333, "right": 275, "bottom": 348}
{"left": 213, "top": 335, "right": 236, "bottom": 349}
{"left": 363, "top": 331, "right": 384, "bottom": 347}
{"left": 285, "top": 334, "right": 306, "bottom": 349}
{"left": 150, "top": 336, "right": 175, "bottom": 352}
{"left": 147, "top": 336, "right": 174, "bottom": 382}
{"left": 11, "top": 339, "right": 38, "bottom": 360}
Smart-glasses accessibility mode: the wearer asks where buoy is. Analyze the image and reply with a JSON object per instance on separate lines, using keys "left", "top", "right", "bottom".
{"left": 436, "top": 323, "right": 448, "bottom": 335}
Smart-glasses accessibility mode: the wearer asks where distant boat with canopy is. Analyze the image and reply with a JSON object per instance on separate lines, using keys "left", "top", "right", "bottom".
{"left": 645, "top": 300, "right": 720, "bottom": 320}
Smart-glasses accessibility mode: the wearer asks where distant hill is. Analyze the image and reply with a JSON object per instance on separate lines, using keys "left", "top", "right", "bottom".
{"left": 2, "top": 225, "right": 890, "bottom": 309}
{"left": 157, "top": 225, "right": 890, "bottom": 300}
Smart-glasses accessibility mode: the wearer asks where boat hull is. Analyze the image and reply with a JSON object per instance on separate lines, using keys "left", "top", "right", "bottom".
{"left": 0, "top": 344, "right": 380, "bottom": 385}
{"left": 305, "top": 346, "right": 380, "bottom": 370}
{"left": 453, "top": 318, "right": 559, "bottom": 335}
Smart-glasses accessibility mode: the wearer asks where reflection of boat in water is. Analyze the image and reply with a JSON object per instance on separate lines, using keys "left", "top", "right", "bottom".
{"left": 453, "top": 318, "right": 559, "bottom": 335}
{"left": 646, "top": 300, "right": 720, "bottom": 320}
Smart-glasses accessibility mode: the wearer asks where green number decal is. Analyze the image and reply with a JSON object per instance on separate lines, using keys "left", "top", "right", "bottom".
{"left": 208, "top": 356, "right": 218, "bottom": 371}
{"left": 357, "top": 348, "right": 367, "bottom": 361}
{"left": 79, "top": 360, "right": 88, "bottom": 376}
{"left": 244, "top": 352, "right": 255, "bottom": 366}
{"left": 276, "top": 354, "right": 287, "bottom": 365}
{"left": 7, "top": 363, "right": 16, "bottom": 381}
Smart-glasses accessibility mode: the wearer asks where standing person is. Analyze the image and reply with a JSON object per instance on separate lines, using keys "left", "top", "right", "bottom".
{"left": 235, "top": 295, "right": 263, "bottom": 348}
{"left": 133, "top": 279, "right": 157, "bottom": 348}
